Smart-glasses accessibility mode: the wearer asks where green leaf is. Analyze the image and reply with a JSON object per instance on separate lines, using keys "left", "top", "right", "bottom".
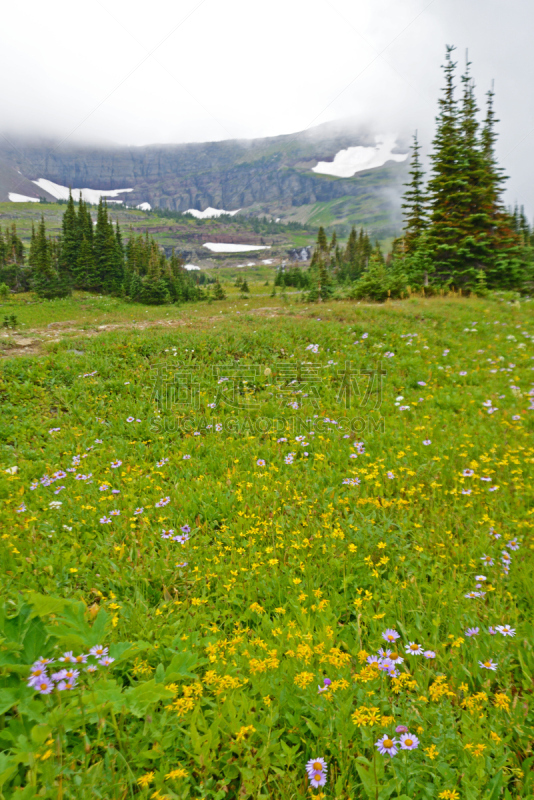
{"left": 154, "top": 663, "right": 165, "bottom": 684}
{"left": 30, "top": 724, "right": 52, "bottom": 746}
{"left": 123, "top": 680, "right": 174, "bottom": 717}
{"left": 165, "top": 651, "right": 200, "bottom": 681}
{"left": 0, "top": 751, "right": 19, "bottom": 787}
{"left": 26, "top": 593, "right": 68, "bottom": 619}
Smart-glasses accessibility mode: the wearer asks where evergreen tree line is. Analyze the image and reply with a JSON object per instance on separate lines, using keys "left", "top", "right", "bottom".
{"left": 0, "top": 225, "right": 26, "bottom": 292}
{"left": 1, "top": 194, "right": 216, "bottom": 304}
{"left": 303, "top": 225, "right": 405, "bottom": 302}
{"left": 399, "top": 46, "right": 533, "bottom": 292}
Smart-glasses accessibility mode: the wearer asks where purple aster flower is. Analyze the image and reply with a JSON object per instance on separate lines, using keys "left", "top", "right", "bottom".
{"left": 306, "top": 758, "right": 327, "bottom": 778}
{"left": 387, "top": 471, "right": 395, "bottom": 479}
{"left": 181, "top": 525, "right": 191, "bottom": 533}
{"left": 375, "top": 734, "right": 399, "bottom": 756}
{"left": 59, "top": 652, "right": 76, "bottom": 663}
{"left": 110, "top": 509, "right": 120, "bottom": 516}
{"left": 507, "top": 538, "right": 519, "bottom": 551}
{"left": 126, "top": 416, "right": 134, "bottom": 423}
{"left": 111, "top": 489, "right": 120, "bottom": 495}
{"left": 99, "top": 656, "right": 115, "bottom": 666}
{"left": 256, "top": 459, "right": 266, "bottom": 467}
{"left": 57, "top": 679, "right": 77, "bottom": 691}
{"left": 463, "top": 469, "right": 474, "bottom": 477}
{"left": 176, "top": 561, "right": 188, "bottom": 568}
{"left": 99, "top": 484, "right": 109, "bottom": 492}
{"left": 423, "top": 650, "right": 436, "bottom": 659}
{"left": 417, "top": 381, "right": 426, "bottom": 386}
{"left": 100, "top": 516, "right": 111, "bottom": 524}
{"left": 33, "top": 657, "right": 53, "bottom": 668}
{"left": 155, "top": 496, "right": 170, "bottom": 508}
{"left": 489, "top": 626, "right": 497, "bottom": 635}
{"left": 480, "top": 554, "right": 494, "bottom": 566}
{"left": 161, "top": 529, "right": 174, "bottom": 540}
{"left": 33, "top": 677, "right": 54, "bottom": 694}
{"left": 89, "top": 645, "right": 108, "bottom": 658}
{"left": 400, "top": 733, "right": 419, "bottom": 750}
{"left": 423, "top": 439, "right": 431, "bottom": 445}
{"left": 396, "top": 725, "right": 408, "bottom": 734}
{"left": 183, "top": 454, "right": 191, "bottom": 460}
{"left": 382, "top": 628, "right": 400, "bottom": 643}
{"left": 465, "top": 627, "right": 479, "bottom": 637}
{"left": 479, "top": 658, "right": 498, "bottom": 671}
{"left": 496, "top": 625, "right": 515, "bottom": 637}
{"left": 512, "top": 415, "right": 521, "bottom": 421}
{"left": 28, "top": 666, "right": 49, "bottom": 684}
{"left": 459, "top": 371, "right": 467, "bottom": 376}
{"left": 366, "top": 655, "right": 381, "bottom": 665}
{"left": 110, "top": 460, "right": 122, "bottom": 469}
{"left": 86, "top": 664, "right": 98, "bottom": 673}
{"left": 134, "top": 507, "right": 144, "bottom": 515}
{"left": 405, "top": 642, "right": 423, "bottom": 655}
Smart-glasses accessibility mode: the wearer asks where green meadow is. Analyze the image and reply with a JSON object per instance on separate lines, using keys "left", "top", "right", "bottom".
{"left": 0, "top": 291, "right": 533, "bottom": 800}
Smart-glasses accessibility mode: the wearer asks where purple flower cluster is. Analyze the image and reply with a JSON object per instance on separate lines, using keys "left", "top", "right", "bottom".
{"left": 27, "top": 647, "right": 114, "bottom": 694}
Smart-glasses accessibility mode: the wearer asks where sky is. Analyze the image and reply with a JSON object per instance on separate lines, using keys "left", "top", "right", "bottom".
{"left": 1, "top": 0, "right": 533, "bottom": 212}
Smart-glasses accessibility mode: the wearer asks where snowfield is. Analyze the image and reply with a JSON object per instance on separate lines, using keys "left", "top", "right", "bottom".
{"left": 203, "top": 243, "right": 271, "bottom": 253}
{"left": 8, "top": 193, "right": 39, "bottom": 203}
{"left": 312, "top": 134, "right": 408, "bottom": 178}
{"left": 136, "top": 202, "right": 151, "bottom": 211}
{"left": 183, "top": 264, "right": 201, "bottom": 271}
{"left": 185, "top": 207, "right": 240, "bottom": 219}
{"left": 31, "top": 179, "right": 134, "bottom": 205}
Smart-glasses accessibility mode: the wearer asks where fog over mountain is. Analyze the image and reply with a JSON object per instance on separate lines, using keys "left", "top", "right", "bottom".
{"left": 1, "top": 0, "right": 533, "bottom": 214}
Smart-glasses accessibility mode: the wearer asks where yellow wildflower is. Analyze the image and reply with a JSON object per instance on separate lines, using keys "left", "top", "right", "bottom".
{"left": 165, "top": 767, "right": 188, "bottom": 780}
{"left": 137, "top": 772, "right": 155, "bottom": 788}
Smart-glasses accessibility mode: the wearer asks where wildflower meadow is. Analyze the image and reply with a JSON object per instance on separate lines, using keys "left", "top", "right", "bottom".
{"left": 0, "top": 294, "right": 533, "bottom": 799}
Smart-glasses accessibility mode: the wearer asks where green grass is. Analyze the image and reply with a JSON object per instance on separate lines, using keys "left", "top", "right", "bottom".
{"left": 0, "top": 293, "right": 533, "bottom": 799}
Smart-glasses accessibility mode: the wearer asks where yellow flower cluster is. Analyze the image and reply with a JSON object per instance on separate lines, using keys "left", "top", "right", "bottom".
{"left": 249, "top": 650, "right": 280, "bottom": 674}
{"left": 294, "top": 671, "right": 315, "bottom": 689}
{"left": 234, "top": 725, "right": 256, "bottom": 742}
{"left": 351, "top": 705, "right": 389, "bottom": 727}
{"left": 429, "top": 676, "right": 455, "bottom": 702}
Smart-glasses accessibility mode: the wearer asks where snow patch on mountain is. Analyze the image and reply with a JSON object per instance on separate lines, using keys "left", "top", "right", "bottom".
{"left": 9, "top": 193, "right": 39, "bottom": 203}
{"left": 312, "top": 135, "right": 408, "bottom": 178}
{"left": 136, "top": 202, "right": 152, "bottom": 211}
{"left": 31, "top": 179, "right": 133, "bottom": 205}
{"left": 185, "top": 207, "right": 240, "bottom": 219}
{"left": 203, "top": 243, "right": 270, "bottom": 253}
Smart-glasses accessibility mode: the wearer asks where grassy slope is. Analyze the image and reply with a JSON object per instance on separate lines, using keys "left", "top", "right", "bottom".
{"left": 1, "top": 293, "right": 533, "bottom": 797}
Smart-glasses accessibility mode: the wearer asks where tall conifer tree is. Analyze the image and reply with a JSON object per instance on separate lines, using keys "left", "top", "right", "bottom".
{"left": 401, "top": 132, "right": 427, "bottom": 253}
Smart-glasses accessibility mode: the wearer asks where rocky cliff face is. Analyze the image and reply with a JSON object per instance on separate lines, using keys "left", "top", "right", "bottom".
{"left": 0, "top": 122, "right": 409, "bottom": 224}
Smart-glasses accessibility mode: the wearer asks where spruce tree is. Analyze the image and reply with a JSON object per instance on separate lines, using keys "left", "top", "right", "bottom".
{"left": 426, "top": 46, "right": 469, "bottom": 284}
{"left": 213, "top": 278, "right": 226, "bottom": 300}
{"left": 402, "top": 132, "right": 427, "bottom": 253}
{"left": 77, "top": 235, "right": 98, "bottom": 290}
{"left": 479, "top": 87, "right": 525, "bottom": 288}
{"left": 60, "top": 191, "right": 81, "bottom": 285}
{"left": 316, "top": 226, "right": 328, "bottom": 253}
{"left": 31, "top": 216, "right": 70, "bottom": 298}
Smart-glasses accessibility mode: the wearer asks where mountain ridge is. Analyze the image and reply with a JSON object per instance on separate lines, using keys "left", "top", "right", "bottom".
{"left": 0, "top": 121, "right": 410, "bottom": 234}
